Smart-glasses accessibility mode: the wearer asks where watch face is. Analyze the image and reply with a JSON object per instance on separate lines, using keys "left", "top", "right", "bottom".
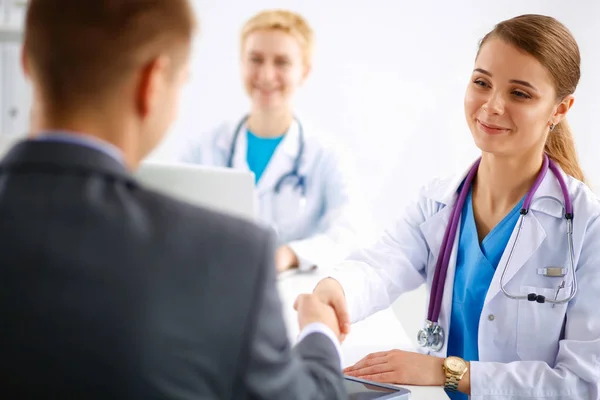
{"left": 445, "top": 357, "right": 467, "bottom": 374}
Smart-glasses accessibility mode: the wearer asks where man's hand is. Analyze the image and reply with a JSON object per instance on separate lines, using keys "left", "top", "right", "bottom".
{"left": 294, "top": 293, "right": 343, "bottom": 342}
{"left": 312, "top": 278, "right": 351, "bottom": 338}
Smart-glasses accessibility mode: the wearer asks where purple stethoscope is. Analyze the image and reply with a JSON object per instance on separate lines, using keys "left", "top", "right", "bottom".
{"left": 417, "top": 153, "right": 578, "bottom": 352}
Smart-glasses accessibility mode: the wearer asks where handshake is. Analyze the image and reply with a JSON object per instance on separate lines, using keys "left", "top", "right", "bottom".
{"left": 293, "top": 278, "right": 351, "bottom": 343}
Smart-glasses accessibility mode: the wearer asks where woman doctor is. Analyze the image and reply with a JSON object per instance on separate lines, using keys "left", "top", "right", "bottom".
{"left": 178, "top": 9, "right": 369, "bottom": 273}
{"left": 311, "top": 14, "right": 600, "bottom": 399}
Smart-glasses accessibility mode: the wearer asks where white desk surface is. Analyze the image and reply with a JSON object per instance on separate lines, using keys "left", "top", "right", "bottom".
{"left": 277, "top": 270, "right": 449, "bottom": 400}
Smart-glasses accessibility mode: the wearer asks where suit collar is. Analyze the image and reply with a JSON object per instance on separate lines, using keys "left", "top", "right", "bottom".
{"left": 0, "top": 139, "right": 134, "bottom": 185}
{"left": 422, "top": 157, "right": 567, "bottom": 218}
{"left": 34, "top": 131, "right": 124, "bottom": 165}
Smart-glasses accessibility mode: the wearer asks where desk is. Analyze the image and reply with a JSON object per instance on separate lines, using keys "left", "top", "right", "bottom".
{"left": 277, "top": 270, "right": 449, "bottom": 399}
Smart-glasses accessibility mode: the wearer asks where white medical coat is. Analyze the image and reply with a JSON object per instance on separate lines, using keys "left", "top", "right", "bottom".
{"left": 176, "top": 118, "right": 372, "bottom": 271}
{"left": 330, "top": 163, "right": 600, "bottom": 399}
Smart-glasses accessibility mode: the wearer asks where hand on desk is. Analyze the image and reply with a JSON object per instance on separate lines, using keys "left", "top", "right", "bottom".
{"left": 275, "top": 245, "right": 299, "bottom": 273}
{"left": 294, "top": 293, "right": 344, "bottom": 342}
{"left": 343, "top": 349, "right": 446, "bottom": 387}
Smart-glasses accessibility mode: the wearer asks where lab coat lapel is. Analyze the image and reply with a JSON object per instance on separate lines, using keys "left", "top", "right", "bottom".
{"left": 419, "top": 163, "right": 473, "bottom": 264}
{"left": 231, "top": 127, "right": 250, "bottom": 172}
{"left": 439, "top": 226, "right": 460, "bottom": 356}
{"left": 419, "top": 204, "right": 454, "bottom": 264}
{"left": 255, "top": 120, "right": 300, "bottom": 197}
{"left": 418, "top": 203, "right": 461, "bottom": 358}
{"left": 419, "top": 165, "right": 471, "bottom": 357}
{"left": 484, "top": 210, "right": 546, "bottom": 305}
{"left": 484, "top": 166, "right": 565, "bottom": 305}
{"left": 216, "top": 122, "right": 261, "bottom": 216}
{"left": 215, "top": 120, "right": 251, "bottom": 172}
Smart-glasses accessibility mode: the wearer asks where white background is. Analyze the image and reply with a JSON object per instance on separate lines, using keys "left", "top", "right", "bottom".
{"left": 2, "top": 0, "right": 599, "bottom": 232}
{"left": 153, "top": 0, "right": 600, "bottom": 234}
{"left": 151, "top": 1, "right": 600, "bottom": 339}
{"left": 2, "top": 0, "right": 599, "bottom": 340}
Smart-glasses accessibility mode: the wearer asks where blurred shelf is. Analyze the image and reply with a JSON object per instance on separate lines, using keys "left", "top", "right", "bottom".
{"left": 0, "top": 26, "right": 23, "bottom": 43}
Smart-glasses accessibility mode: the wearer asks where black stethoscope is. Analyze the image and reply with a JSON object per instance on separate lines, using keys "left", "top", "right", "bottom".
{"left": 226, "top": 115, "right": 307, "bottom": 196}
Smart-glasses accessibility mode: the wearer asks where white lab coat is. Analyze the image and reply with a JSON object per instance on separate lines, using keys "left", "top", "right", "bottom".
{"left": 176, "top": 117, "right": 372, "bottom": 270}
{"left": 330, "top": 162, "right": 600, "bottom": 399}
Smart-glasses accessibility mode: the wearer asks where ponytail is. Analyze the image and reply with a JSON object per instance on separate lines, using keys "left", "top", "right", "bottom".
{"left": 544, "top": 119, "right": 585, "bottom": 183}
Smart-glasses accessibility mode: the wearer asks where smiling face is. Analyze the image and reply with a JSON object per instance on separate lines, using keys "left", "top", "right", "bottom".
{"left": 240, "top": 28, "right": 309, "bottom": 113}
{"left": 464, "top": 38, "right": 572, "bottom": 159}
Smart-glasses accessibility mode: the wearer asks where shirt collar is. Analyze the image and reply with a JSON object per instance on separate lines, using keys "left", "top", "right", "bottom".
{"left": 32, "top": 131, "right": 124, "bottom": 165}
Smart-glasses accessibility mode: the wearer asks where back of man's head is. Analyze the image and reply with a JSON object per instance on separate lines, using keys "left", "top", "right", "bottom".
{"left": 24, "top": 0, "right": 196, "bottom": 115}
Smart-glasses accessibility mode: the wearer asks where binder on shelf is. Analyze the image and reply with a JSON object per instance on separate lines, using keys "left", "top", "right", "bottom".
{"left": 0, "top": 43, "right": 4, "bottom": 135}
{"left": 0, "top": 1, "right": 5, "bottom": 27}
{"left": 5, "top": 0, "right": 26, "bottom": 29}
{"left": 1, "top": 42, "right": 31, "bottom": 136}
{"left": 0, "top": 0, "right": 25, "bottom": 44}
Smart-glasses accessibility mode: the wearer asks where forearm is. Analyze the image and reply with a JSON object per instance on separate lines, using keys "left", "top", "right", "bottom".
{"left": 421, "top": 357, "right": 471, "bottom": 394}
{"left": 459, "top": 363, "right": 471, "bottom": 395}
{"left": 327, "top": 261, "right": 400, "bottom": 324}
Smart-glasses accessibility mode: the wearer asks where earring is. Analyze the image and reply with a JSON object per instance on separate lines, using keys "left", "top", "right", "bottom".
{"left": 549, "top": 123, "right": 555, "bottom": 131}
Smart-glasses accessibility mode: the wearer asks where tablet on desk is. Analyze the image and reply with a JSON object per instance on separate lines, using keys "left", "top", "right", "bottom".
{"left": 344, "top": 376, "right": 411, "bottom": 399}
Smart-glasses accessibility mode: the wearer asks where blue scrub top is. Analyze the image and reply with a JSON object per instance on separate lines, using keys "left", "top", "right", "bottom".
{"left": 246, "top": 130, "right": 285, "bottom": 183}
{"left": 446, "top": 187, "right": 524, "bottom": 400}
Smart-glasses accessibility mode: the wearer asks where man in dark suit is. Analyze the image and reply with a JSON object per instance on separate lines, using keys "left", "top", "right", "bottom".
{"left": 0, "top": 1, "right": 347, "bottom": 399}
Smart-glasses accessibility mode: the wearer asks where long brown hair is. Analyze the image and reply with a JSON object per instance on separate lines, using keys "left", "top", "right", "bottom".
{"left": 478, "top": 14, "right": 585, "bottom": 182}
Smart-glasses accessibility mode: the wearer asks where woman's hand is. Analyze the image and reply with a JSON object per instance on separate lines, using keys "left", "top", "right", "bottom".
{"left": 312, "top": 278, "right": 351, "bottom": 339}
{"left": 275, "top": 245, "right": 299, "bottom": 273}
{"left": 343, "top": 349, "right": 446, "bottom": 387}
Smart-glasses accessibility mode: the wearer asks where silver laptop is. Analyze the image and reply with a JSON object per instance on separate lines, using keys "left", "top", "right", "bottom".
{"left": 135, "top": 161, "right": 256, "bottom": 221}
{"left": 0, "top": 135, "right": 23, "bottom": 158}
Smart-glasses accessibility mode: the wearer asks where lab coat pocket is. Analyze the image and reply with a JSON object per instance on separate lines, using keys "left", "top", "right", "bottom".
{"left": 271, "top": 189, "right": 310, "bottom": 239}
{"left": 516, "top": 285, "right": 569, "bottom": 364}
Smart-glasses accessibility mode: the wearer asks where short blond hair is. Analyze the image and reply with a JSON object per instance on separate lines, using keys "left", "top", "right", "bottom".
{"left": 241, "top": 9, "right": 314, "bottom": 65}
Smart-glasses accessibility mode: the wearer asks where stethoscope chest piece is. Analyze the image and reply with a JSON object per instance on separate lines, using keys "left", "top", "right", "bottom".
{"left": 417, "top": 320, "right": 444, "bottom": 352}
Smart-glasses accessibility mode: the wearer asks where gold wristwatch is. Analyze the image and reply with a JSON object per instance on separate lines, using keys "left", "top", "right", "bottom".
{"left": 442, "top": 356, "right": 468, "bottom": 392}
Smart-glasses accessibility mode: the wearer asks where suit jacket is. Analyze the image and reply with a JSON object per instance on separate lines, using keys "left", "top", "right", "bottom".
{"left": 0, "top": 139, "right": 346, "bottom": 399}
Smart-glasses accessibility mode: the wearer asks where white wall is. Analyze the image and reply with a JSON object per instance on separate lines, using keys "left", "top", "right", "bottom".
{"left": 1, "top": 0, "right": 598, "bottom": 341}
{"left": 150, "top": 1, "right": 600, "bottom": 342}
{"left": 155, "top": 0, "right": 600, "bottom": 236}
{"left": 2, "top": 0, "right": 597, "bottom": 230}
{"left": 0, "top": 0, "right": 29, "bottom": 138}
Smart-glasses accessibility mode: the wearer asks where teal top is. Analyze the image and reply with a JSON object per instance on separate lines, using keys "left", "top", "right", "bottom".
{"left": 246, "top": 130, "right": 285, "bottom": 183}
{"left": 446, "top": 187, "right": 524, "bottom": 400}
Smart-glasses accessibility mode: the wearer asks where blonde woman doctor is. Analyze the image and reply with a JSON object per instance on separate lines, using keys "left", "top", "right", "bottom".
{"left": 311, "top": 15, "right": 600, "bottom": 400}
{"left": 177, "top": 10, "right": 369, "bottom": 273}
